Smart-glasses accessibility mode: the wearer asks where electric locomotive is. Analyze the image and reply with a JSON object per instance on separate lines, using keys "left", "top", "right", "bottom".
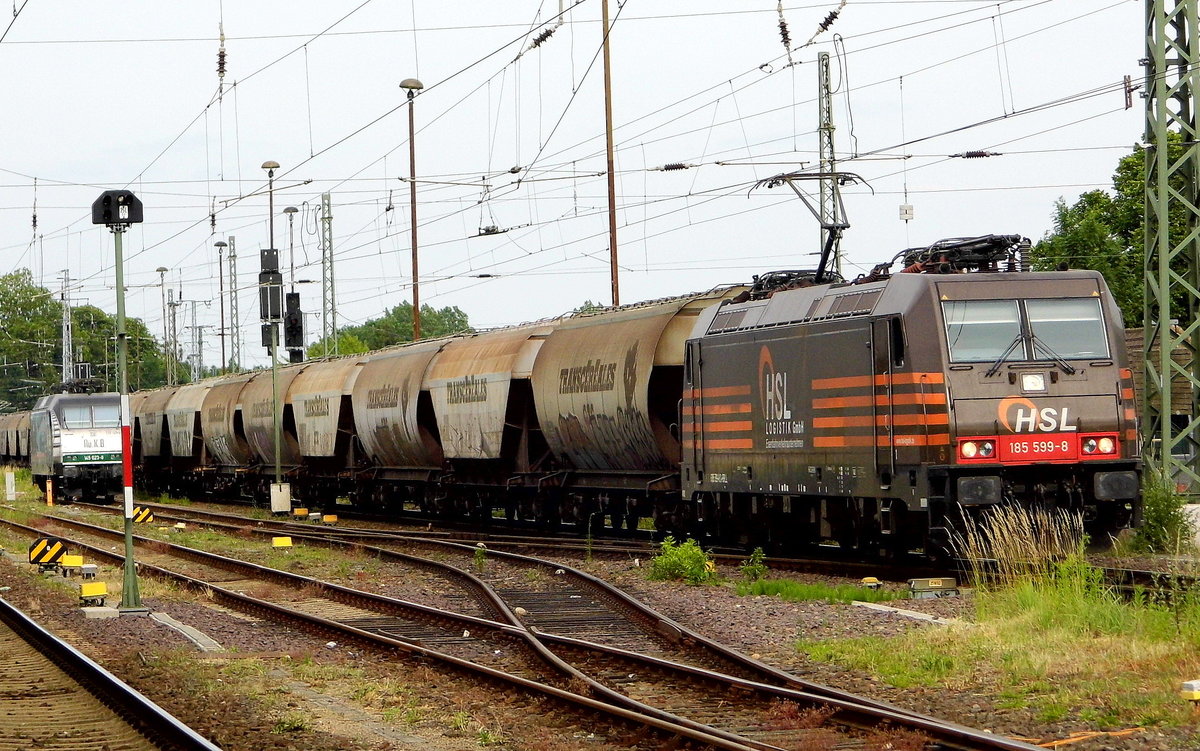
{"left": 680, "top": 235, "right": 1140, "bottom": 554}
{"left": 29, "top": 392, "right": 124, "bottom": 503}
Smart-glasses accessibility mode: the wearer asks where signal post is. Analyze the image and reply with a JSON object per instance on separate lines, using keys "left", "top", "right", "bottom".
{"left": 91, "top": 190, "right": 148, "bottom": 615}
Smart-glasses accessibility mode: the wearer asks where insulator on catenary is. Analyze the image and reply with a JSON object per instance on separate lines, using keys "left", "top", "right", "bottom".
{"left": 951, "top": 151, "right": 1002, "bottom": 159}
{"left": 217, "top": 48, "right": 226, "bottom": 79}
{"left": 529, "top": 27, "right": 555, "bottom": 50}
{"left": 652, "top": 162, "right": 696, "bottom": 171}
{"left": 819, "top": 10, "right": 840, "bottom": 32}
{"left": 778, "top": 19, "right": 791, "bottom": 49}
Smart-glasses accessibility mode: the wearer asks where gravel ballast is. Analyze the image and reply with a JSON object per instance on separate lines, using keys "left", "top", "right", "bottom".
{"left": 1, "top": 531, "right": 1196, "bottom": 751}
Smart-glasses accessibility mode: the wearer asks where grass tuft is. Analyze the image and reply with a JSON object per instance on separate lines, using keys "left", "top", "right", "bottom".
{"left": 801, "top": 505, "right": 1200, "bottom": 728}
{"left": 737, "top": 578, "right": 900, "bottom": 604}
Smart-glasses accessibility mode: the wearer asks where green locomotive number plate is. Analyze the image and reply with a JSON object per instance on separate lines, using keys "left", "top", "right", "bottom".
{"left": 63, "top": 453, "right": 122, "bottom": 463}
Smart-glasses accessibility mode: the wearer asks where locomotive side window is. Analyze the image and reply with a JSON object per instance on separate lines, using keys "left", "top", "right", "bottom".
{"left": 943, "top": 300, "right": 1021, "bottom": 362}
{"left": 890, "top": 317, "right": 905, "bottom": 366}
{"left": 1026, "top": 298, "right": 1108, "bottom": 359}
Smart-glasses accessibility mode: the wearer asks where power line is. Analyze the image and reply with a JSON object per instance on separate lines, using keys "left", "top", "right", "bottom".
{"left": 0, "top": 0, "right": 30, "bottom": 45}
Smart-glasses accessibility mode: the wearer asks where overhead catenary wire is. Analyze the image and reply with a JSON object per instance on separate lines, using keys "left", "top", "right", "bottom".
{"left": 0, "top": 0, "right": 1142, "bottom": 362}
{"left": 0, "top": 0, "right": 29, "bottom": 45}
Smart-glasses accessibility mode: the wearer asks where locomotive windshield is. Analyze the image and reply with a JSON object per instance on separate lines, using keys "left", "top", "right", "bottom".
{"left": 60, "top": 403, "right": 120, "bottom": 429}
{"left": 943, "top": 297, "right": 1108, "bottom": 363}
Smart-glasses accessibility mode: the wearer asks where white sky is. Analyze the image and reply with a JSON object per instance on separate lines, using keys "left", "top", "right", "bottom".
{"left": 0, "top": 0, "right": 1142, "bottom": 370}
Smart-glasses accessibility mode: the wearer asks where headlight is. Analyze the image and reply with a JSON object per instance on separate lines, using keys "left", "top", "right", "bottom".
{"left": 1021, "top": 373, "right": 1047, "bottom": 392}
{"left": 959, "top": 440, "right": 996, "bottom": 460}
{"left": 1082, "top": 438, "right": 1098, "bottom": 454}
{"left": 1098, "top": 437, "right": 1115, "bottom": 454}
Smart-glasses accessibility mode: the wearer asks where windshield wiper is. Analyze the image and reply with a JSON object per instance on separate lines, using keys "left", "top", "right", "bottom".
{"left": 985, "top": 334, "right": 1024, "bottom": 377}
{"left": 1031, "top": 335, "right": 1077, "bottom": 375}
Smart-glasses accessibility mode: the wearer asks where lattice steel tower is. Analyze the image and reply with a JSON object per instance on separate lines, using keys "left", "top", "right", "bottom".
{"left": 817, "top": 51, "right": 840, "bottom": 277}
{"left": 320, "top": 193, "right": 337, "bottom": 357}
{"left": 1144, "top": 0, "right": 1200, "bottom": 490}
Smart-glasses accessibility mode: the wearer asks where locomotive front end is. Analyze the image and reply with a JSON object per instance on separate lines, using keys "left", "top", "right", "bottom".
{"left": 934, "top": 270, "right": 1140, "bottom": 540}
{"left": 30, "top": 393, "right": 124, "bottom": 504}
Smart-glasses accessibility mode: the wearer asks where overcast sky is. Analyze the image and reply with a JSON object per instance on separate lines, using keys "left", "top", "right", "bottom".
{"left": 0, "top": 0, "right": 1140, "bottom": 371}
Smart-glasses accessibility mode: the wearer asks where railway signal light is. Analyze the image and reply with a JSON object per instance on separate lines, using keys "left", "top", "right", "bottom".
{"left": 283, "top": 293, "right": 304, "bottom": 351}
{"left": 259, "top": 249, "right": 282, "bottom": 324}
{"left": 91, "top": 190, "right": 143, "bottom": 228}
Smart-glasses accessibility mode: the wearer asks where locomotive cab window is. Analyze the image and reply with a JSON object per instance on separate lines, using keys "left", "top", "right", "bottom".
{"left": 60, "top": 404, "right": 119, "bottom": 429}
{"left": 943, "top": 300, "right": 1021, "bottom": 362}
{"left": 942, "top": 298, "right": 1107, "bottom": 363}
{"left": 1026, "top": 298, "right": 1108, "bottom": 360}
{"left": 61, "top": 405, "right": 92, "bottom": 428}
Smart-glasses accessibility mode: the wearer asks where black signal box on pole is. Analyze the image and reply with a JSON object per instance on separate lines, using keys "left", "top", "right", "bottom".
{"left": 259, "top": 249, "right": 282, "bottom": 323}
{"left": 91, "top": 190, "right": 143, "bottom": 227}
{"left": 284, "top": 292, "right": 304, "bottom": 361}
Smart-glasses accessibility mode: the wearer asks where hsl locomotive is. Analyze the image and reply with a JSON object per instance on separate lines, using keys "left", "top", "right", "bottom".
{"left": 680, "top": 235, "right": 1139, "bottom": 554}
{"left": 0, "top": 234, "right": 1140, "bottom": 556}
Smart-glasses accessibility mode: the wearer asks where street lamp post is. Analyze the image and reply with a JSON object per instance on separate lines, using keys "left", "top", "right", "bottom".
{"left": 214, "top": 241, "right": 228, "bottom": 373}
{"left": 261, "top": 161, "right": 289, "bottom": 513}
{"left": 91, "top": 189, "right": 146, "bottom": 615}
{"left": 400, "top": 77, "right": 423, "bottom": 340}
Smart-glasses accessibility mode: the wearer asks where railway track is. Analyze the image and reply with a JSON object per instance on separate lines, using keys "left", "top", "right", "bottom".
{"left": 12, "top": 504, "right": 1040, "bottom": 751}
{"left": 105, "top": 497, "right": 945, "bottom": 581}
{"left": 76, "top": 502, "right": 937, "bottom": 697}
{"left": 0, "top": 594, "right": 221, "bottom": 751}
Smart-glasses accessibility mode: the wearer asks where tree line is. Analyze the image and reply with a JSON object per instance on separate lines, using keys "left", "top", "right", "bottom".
{"left": 0, "top": 269, "right": 470, "bottom": 412}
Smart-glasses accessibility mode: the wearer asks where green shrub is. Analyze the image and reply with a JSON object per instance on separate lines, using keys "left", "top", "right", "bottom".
{"left": 739, "top": 547, "right": 768, "bottom": 581}
{"left": 1131, "top": 468, "right": 1194, "bottom": 554}
{"left": 647, "top": 536, "right": 715, "bottom": 584}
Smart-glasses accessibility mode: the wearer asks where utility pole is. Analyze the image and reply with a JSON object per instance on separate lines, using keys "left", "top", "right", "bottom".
{"left": 601, "top": 0, "right": 619, "bottom": 306}
{"left": 817, "top": 51, "right": 839, "bottom": 278}
{"left": 1143, "top": 0, "right": 1200, "bottom": 493}
{"left": 156, "top": 266, "right": 169, "bottom": 384}
{"left": 60, "top": 270, "right": 73, "bottom": 389}
{"left": 320, "top": 193, "right": 337, "bottom": 356}
{"left": 228, "top": 236, "right": 240, "bottom": 372}
{"left": 188, "top": 300, "right": 203, "bottom": 382}
{"left": 166, "top": 287, "right": 179, "bottom": 385}
{"left": 215, "top": 240, "right": 228, "bottom": 373}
